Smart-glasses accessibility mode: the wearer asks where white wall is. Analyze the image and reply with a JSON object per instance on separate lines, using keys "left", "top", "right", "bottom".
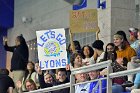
{"left": 7, "top": 0, "right": 137, "bottom": 62}
{"left": 8, "top": 0, "right": 97, "bottom": 45}
{"left": 7, "top": 0, "right": 99, "bottom": 62}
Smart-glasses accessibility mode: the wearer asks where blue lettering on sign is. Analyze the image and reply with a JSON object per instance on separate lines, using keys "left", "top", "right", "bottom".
{"left": 45, "top": 61, "right": 49, "bottom": 68}
{"left": 37, "top": 42, "right": 44, "bottom": 47}
{"left": 37, "top": 30, "right": 66, "bottom": 47}
{"left": 50, "top": 31, "right": 55, "bottom": 38}
{"left": 56, "top": 59, "right": 61, "bottom": 67}
{"left": 40, "top": 61, "right": 44, "bottom": 69}
{"left": 40, "top": 35, "right": 48, "bottom": 42}
{"left": 62, "top": 59, "right": 66, "bottom": 66}
{"left": 44, "top": 31, "right": 50, "bottom": 39}
{"left": 40, "top": 59, "right": 67, "bottom": 69}
{"left": 50, "top": 60, "right": 55, "bottom": 67}
{"left": 56, "top": 34, "right": 66, "bottom": 45}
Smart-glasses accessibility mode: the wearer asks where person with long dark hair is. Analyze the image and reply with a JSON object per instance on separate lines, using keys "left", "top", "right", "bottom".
{"left": 3, "top": 34, "right": 29, "bottom": 93}
{"left": 21, "top": 61, "right": 38, "bottom": 91}
{"left": 81, "top": 45, "right": 94, "bottom": 66}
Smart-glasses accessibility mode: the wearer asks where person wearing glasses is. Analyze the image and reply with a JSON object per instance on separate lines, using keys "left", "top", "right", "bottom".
{"left": 75, "top": 72, "right": 90, "bottom": 93}
{"left": 16, "top": 79, "right": 37, "bottom": 93}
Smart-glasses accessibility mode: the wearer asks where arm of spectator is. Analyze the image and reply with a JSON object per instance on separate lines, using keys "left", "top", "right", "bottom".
{"left": 36, "top": 66, "right": 52, "bottom": 88}
{"left": 93, "top": 50, "right": 98, "bottom": 62}
{"left": 7, "top": 87, "right": 14, "bottom": 93}
{"left": 3, "top": 36, "right": 16, "bottom": 52}
{"left": 101, "top": 79, "right": 107, "bottom": 93}
{"left": 16, "top": 81, "right": 23, "bottom": 93}
{"left": 35, "top": 66, "right": 43, "bottom": 75}
{"left": 69, "top": 29, "right": 76, "bottom": 53}
{"left": 66, "top": 64, "right": 70, "bottom": 70}
{"left": 96, "top": 27, "right": 100, "bottom": 40}
{"left": 38, "top": 73, "right": 53, "bottom": 88}
{"left": 100, "top": 68, "right": 107, "bottom": 76}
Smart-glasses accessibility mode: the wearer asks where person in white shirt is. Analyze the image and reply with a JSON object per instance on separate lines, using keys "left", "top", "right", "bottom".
{"left": 81, "top": 45, "right": 95, "bottom": 66}
{"left": 75, "top": 72, "right": 90, "bottom": 93}
{"left": 92, "top": 40, "right": 105, "bottom": 63}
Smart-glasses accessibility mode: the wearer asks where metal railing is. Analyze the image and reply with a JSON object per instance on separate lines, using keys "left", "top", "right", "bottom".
{"left": 25, "top": 60, "right": 140, "bottom": 93}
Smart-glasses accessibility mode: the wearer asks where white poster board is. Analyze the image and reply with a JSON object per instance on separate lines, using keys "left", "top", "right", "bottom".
{"left": 36, "top": 28, "right": 67, "bottom": 70}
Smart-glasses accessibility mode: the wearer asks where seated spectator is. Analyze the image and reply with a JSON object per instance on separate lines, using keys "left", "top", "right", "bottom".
{"left": 16, "top": 79, "right": 37, "bottom": 93}
{"left": 88, "top": 70, "right": 107, "bottom": 93}
{"left": 0, "top": 68, "right": 15, "bottom": 93}
{"left": 75, "top": 72, "right": 89, "bottom": 93}
{"left": 127, "top": 30, "right": 140, "bottom": 82}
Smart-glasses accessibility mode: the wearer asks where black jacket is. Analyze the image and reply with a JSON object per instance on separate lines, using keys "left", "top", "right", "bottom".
{"left": 53, "top": 78, "right": 70, "bottom": 93}
{"left": 4, "top": 42, "right": 29, "bottom": 71}
{"left": 0, "top": 74, "right": 15, "bottom": 93}
{"left": 39, "top": 74, "right": 70, "bottom": 93}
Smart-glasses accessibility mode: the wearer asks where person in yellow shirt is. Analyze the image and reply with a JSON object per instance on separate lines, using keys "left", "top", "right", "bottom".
{"left": 114, "top": 33, "right": 136, "bottom": 63}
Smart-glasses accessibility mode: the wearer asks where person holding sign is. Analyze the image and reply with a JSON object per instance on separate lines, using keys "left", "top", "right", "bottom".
{"left": 36, "top": 65, "right": 69, "bottom": 93}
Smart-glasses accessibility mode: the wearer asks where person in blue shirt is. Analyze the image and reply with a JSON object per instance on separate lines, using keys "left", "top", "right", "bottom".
{"left": 88, "top": 70, "right": 107, "bottom": 93}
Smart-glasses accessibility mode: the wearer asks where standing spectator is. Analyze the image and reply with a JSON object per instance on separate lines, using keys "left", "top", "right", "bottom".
{"left": 129, "top": 28, "right": 139, "bottom": 50}
{"left": 3, "top": 35, "right": 29, "bottom": 93}
{"left": 127, "top": 30, "right": 140, "bottom": 82}
{"left": 92, "top": 40, "right": 105, "bottom": 63}
{"left": 81, "top": 45, "right": 95, "bottom": 66}
{"left": 102, "top": 43, "right": 116, "bottom": 61}
{"left": 114, "top": 32, "right": 136, "bottom": 62}
{"left": 21, "top": 61, "right": 38, "bottom": 91}
{"left": 116, "top": 30, "right": 130, "bottom": 46}
{"left": 0, "top": 68, "right": 15, "bottom": 93}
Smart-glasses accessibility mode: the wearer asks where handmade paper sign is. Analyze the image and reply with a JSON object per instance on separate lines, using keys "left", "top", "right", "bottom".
{"left": 36, "top": 28, "right": 67, "bottom": 70}
{"left": 70, "top": 9, "right": 98, "bottom": 33}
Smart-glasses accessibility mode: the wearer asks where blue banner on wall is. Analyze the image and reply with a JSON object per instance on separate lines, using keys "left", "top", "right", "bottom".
{"left": 0, "top": 27, "right": 7, "bottom": 68}
{"left": 73, "top": 0, "right": 87, "bottom": 10}
{"left": 0, "top": 0, "right": 14, "bottom": 28}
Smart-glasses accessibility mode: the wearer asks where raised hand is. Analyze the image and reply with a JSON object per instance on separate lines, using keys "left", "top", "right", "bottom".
{"left": 16, "top": 80, "right": 22, "bottom": 89}
{"left": 36, "top": 66, "right": 42, "bottom": 75}
{"left": 66, "top": 64, "right": 70, "bottom": 70}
